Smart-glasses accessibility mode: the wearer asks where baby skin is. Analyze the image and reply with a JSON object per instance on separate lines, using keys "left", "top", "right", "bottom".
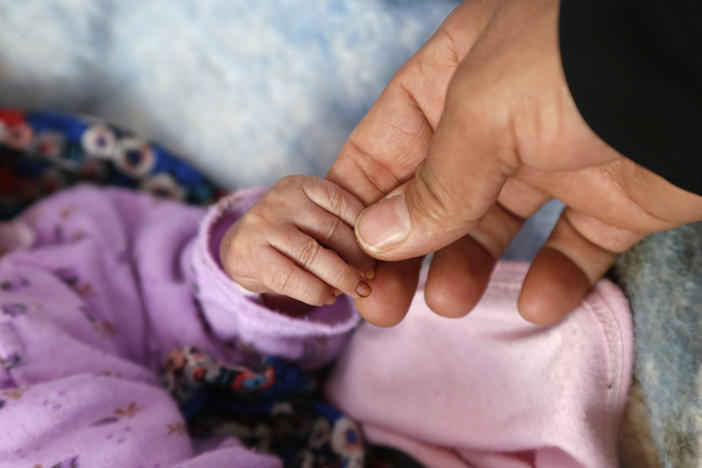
{"left": 219, "top": 175, "right": 375, "bottom": 313}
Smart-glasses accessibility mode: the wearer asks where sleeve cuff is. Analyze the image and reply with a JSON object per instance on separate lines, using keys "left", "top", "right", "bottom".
{"left": 188, "top": 188, "right": 361, "bottom": 369}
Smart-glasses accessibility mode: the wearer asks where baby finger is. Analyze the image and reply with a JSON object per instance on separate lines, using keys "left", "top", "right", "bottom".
{"left": 252, "top": 246, "right": 338, "bottom": 306}
{"left": 269, "top": 227, "right": 372, "bottom": 300}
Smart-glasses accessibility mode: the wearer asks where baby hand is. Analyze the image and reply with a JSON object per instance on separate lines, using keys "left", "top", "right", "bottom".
{"left": 219, "top": 175, "right": 375, "bottom": 307}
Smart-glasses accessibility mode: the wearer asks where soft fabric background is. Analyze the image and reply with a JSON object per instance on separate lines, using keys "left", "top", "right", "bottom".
{"left": 0, "top": 0, "right": 458, "bottom": 188}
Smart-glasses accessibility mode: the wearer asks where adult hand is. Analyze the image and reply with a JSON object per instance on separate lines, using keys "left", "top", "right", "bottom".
{"left": 326, "top": 0, "right": 702, "bottom": 326}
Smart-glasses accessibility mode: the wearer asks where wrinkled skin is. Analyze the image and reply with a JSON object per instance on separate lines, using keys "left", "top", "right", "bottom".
{"left": 326, "top": 0, "right": 702, "bottom": 326}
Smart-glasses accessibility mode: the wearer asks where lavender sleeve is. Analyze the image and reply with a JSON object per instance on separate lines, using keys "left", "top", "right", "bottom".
{"left": 0, "top": 185, "right": 358, "bottom": 468}
{"left": 189, "top": 188, "right": 360, "bottom": 369}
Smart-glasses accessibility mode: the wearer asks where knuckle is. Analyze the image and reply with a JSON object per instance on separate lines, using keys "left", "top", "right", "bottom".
{"left": 334, "top": 267, "right": 357, "bottom": 291}
{"left": 322, "top": 217, "right": 344, "bottom": 243}
{"left": 277, "top": 174, "right": 298, "bottom": 186}
{"left": 343, "top": 137, "right": 403, "bottom": 197}
{"left": 303, "top": 178, "right": 356, "bottom": 221}
{"left": 268, "top": 176, "right": 302, "bottom": 202}
{"left": 327, "top": 255, "right": 359, "bottom": 290}
{"left": 434, "top": 25, "right": 461, "bottom": 66}
{"left": 412, "top": 164, "right": 463, "bottom": 224}
{"left": 278, "top": 174, "right": 307, "bottom": 192}
{"left": 323, "top": 183, "right": 345, "bottom": 216}
{"left": 293, "top": 237, "right": 321, "bottom": 267}
{"left": 263, "top": 263, "right": 295, "bottom": 293}
{"left": 241, "top": 203, "right": 268, "bottom": 226}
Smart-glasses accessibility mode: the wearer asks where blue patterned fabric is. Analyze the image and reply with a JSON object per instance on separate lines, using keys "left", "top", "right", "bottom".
{"left": 163, "top": 346, "right": 365, "bottom": 468}
{"left": 0, "top": 108, "right": 223, "bottom": 219}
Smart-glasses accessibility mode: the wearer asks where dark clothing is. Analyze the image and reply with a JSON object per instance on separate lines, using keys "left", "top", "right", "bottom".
{"left": 559, "top": 1, "right": 702, "bottom": 195}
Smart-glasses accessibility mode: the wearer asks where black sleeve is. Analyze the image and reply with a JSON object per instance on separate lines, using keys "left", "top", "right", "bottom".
{"left": 559, "top": 1, "right": 702, "bottom": 195}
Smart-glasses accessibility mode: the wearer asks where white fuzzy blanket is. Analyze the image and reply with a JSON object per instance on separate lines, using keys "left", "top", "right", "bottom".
{"left": 0, "top": 0, "right": 458, "bottom": 189}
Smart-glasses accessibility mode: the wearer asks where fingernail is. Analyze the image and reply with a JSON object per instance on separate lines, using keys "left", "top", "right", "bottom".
{"left": 355, "top": 281, "right": 372, "bottom": 297}
{"left": 364, "top": 269, "right": 376, "bottom": 280}
{"left": 356, "top": 195, "right": 410, "bottom": 251}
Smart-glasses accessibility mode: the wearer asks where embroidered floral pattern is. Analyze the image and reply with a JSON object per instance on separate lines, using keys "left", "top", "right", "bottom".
{"left": 114, "top": 402, "right": 142, "bottom": 418}
{"left": 91, "top": 401, "right": 144, "bottom": 427}
{"left": 60, "top": 205, "right": 77, "bottom": 219}
{"left": 52, "top": 267, "right": 97, "bottom": 299}
{"left": 1, "top": 386, "right": 28, "bottom": 400}
{"left": 92, "top": 320, "right": 118, "bottom": 337}
{"left": 73, "top": 282, "right": 96, "bottom": 298}
{"left": 167, "top": 422, "right": 186, "bottom": 436}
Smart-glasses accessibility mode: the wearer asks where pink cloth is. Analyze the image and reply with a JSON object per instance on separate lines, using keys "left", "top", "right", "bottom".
{"left": 325, "top": 263, "right": 633, "bottom": 468}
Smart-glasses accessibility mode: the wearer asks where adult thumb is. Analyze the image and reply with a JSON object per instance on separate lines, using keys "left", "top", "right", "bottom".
{"left": 354, "top": 93, "right": 514, "bottom": 261}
